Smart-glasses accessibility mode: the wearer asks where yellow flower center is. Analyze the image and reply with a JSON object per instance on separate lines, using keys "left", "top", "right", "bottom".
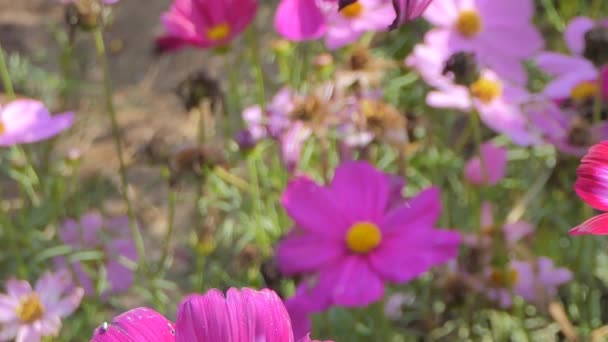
{"left": 345, "top": 222, "right": 382, "bottom": 254}
{"left": 207, "top": 23, "right": 231, "bottom": 41}
{"left": 15, "top": 294, "right": 45, "bottom": 324}
{"left": 456, "top": 10, "right": 482, "bottom": 38}
{"left": 470, "top": 78, "right": 502, "bottom": 103}
{"left": 570, "top": 82, "right": 598, "bottom": 103}
{"left": 340, "top": 2, "right": 364, "bottom": 18}
{"left": 489, "top": 268, "right": 518, "bottom": 287}
{"left": 0, "top": 121, "right": 5, "bottom": 135}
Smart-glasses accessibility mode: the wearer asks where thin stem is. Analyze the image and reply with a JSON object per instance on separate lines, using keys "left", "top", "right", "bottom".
{"left": 470, "top": 109, "right": 489, "bottom": 183}
{"left": 92, "top": 28, "right": 147, "bottom": 270}
{"left": 246, "top": 27, "right": 266, "bottom": 106}
{"left": 157, "top": 186, "right": 177, "bottom": 274}
{"left": 0, "top": 43, "right": 15, "bottom": 99}
{"left": 593, "top": 72, "right": 603, "bottom": 124}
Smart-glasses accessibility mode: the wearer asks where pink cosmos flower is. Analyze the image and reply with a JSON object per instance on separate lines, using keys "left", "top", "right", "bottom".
{"left": 571, "top": 141, "right": 608, "bottom": 235}
{"left": 423, "top": 0, "right": 543, "bottom": 84}
{"left": 0, "top": 99, "right": 74, "bottom": 147}
{"left": 483, "top": 258, "right": 571, "bottom": 308}
{"left": 389, "top": 0, "right": 433, "bottom": 29}
{"left": 61, "top": 0, "right": 119, "bottom": 4}
{"left": 54, "top": 213, "right": 137, "bottom": 298}
{"left": 275, "top": 0, "right": 336, "bottom": 41}
{"left": 277, "top": 161, "right": 461, "bottom": 307}
{"left": 157, "top": 0, "right": 258, "bottom": 52}
{"left": 90, "top": 288, "right": 331, "bottom": 342}
{"left": 325, "top": 0, "right": 395, "bottom": 50}
{"left": 407, "top": 44, "right": 538, "bottom": 146}
{"left": 0, "top": 270, "right": 84, "bottom": 342}
{"left": 464, "top": 141, "right": 507, "bottom": 186}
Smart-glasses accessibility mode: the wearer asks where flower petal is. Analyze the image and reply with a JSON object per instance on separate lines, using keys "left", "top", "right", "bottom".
{"left": 570, "top": 213, "right": 608, "bottom": 235}
{"left": 90, "top": 307, "right": 176, "bottom": 342}
{"left": 381, "top": 187, "right": 441, "bottom": 234}
{"left": 574, "top": 141, "right": 608, "bottom": 211}
{"left": 275, "top": 0, "right": 327, "bottom": 41}
{"left": 323, "top": 257, "right": 384, "bottom": 307}
{"left": 276, "top": 232, "right": 344, "bottom": 275}
{"left": 464, "top": 142, "right": 507, "bottom": 186}
{"left": 565, "top": 16, "right": 595, "bottom": 55}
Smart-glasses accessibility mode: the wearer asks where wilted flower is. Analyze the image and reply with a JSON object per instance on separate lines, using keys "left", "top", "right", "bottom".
{"left": 464, "top": 141, "right": 507, "bottom": 186}
{"left": 0, "top": 99, "right": 74, "bottom": 147}
{"left": 0, "top": 270, "right": 84, "bottom": 342}
{"left": 423, "top": 0, "right": 543, "bottom": 84}
{"left": 571, "top": 141, "right": 608, "bottom": 235}
{"left": 157, "top": 0, "right": 258, "bottom": 52}
{"left": 389, "top": 0, "right": 433, "bottom": 29}
{"left": 90, "top": 288, "right": 330, "bottom": 342}
{"left": 482, "top": 257, "right": 571, "bottom": 308}
{"left": 277, "top": 161, "right": 461, "bottom": 307}
{"left": 54, "top": 212, "right": 137, "bottom": 298}
{"left": 325, "top": 0, "right": 395, "bottom": 49}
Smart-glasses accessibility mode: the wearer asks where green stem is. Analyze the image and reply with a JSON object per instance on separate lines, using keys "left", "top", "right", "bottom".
{"left": 593, "top": 71, "right": 603, "bottom": 124}
{"left": 92, "top": 28, "right": 147, "bottom": 271}
{"left": 0, "top": 43, "right": 15, "bottom": 99}
{"left": 246, "top": 27, "right": 266, "bottom": 106}
{"left": 157, "top": 186, "right": 177, "bottom": 274}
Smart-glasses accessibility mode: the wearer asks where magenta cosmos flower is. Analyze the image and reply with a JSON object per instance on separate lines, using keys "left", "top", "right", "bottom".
{"left": 0, "top": 270, "right": 84, "bottom": 342}
{"left": 275, "top": 0, "right": 336, "bottom": 41}
{"left": 90, "top": 288, "right": 331, "bottom": 342}
{"left": 407, "top": 44, "right": 538, "bottom": 146}
{"left": 277, "top": 161, "right": 461, "bottom": 307}
{"left": 571, "top": 141, "right": 608, "bottom": 235}
{"left": 157, "top": 0, "right": 258, "bottom": 52}
{"left": 0, "top": 99, "right": 73, "bottom": 147}
{"left": 54, "top": 212, "right": 137, "bottom": 298}
{"left": 464, "top": 141, "right": 507, "bottom": 186}
{"left": 423, "top": 0, "right": 543, "bottom": 84}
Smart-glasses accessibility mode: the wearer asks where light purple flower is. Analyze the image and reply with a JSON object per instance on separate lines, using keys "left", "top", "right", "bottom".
{"left": 423, "top": 0, "right": 543, "bottom": 84}
{"left": 407, "top": 44, "right": 538, "bottom": 146}
{"left": 325, "top": 0, "right": 395, "bottom": 50}
{"left": 0, "top": 99, "right": 73, "bottom": 146}
{"left": 54, "top": 212, "right": 137, "bottom": 298}
{"left": 277, "top": 161, "right": 461, "bottom": 308}
{"left": 0, "top": 270, "right": 83, "bottom": 342}
{"left": 464, "top": 142, "right": 507, "bottom": 186}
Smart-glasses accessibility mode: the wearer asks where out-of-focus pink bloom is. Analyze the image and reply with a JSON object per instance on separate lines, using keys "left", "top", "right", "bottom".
{"left": 0, "top": 270, "right": 83, "bottom": 342}
{"left": 511, "top": 257, "right": 572, "bottom": 304}
{"left": 61, "top": 0, "right": 119, "bottom": 4}
{"left": 407, "top": 44, "right": 538, "bottom": 145}
{"left": 90, "top": 307, "right": 176, "bottom": 342}
{"left": 241, "top": 105, "right": 267, "bottom": 143}
{"left": 157, "top": 0, "right": 258, "bottom": 52}
{"left": 423, "top": 0, "right": 543, "bottom": 84}
{"left": 0, "top": 99, "right": 73, "bottom": 147}
{"left": 275, "top": 0, "right": 336, "bottom": 41}
{"left": 90, "top": 288, "right": 331, "bottom": 342}
{"left": 54, "top": 213, "right": 137, "bottom": 298}
{"left": 389, "top": 0, "right": 433, "bottom": 29}
{"left": 277, "top": 161, "right": 461, "bottom": 308}
{"left": 571, "top": 141, "right": 608, "bottom": 235}
{"left": 281, "top": 122, "right": 312, "bottom": 172}
{"left": 464, "top": 142, "right": 507, "bottom": 186}
{"left": 325, "top": 0, "right": 395, "bottom": 50}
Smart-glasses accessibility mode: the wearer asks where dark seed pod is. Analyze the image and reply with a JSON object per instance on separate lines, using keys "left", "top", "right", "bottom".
{"left": 443, "top": 51, "right": 480, "bottom": 87}
{"left": 176, "top": 70, "right": 224, "bottom": 112}
{"left": 584, "top": 26, "right": 608, "bottom": 67}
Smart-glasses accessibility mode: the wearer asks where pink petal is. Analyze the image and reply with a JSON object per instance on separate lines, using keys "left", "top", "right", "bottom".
{"left": 503, "top": 221, "right": 534, "bottom": 244}
{"left": 0, "top": 295, "right": 18, "bottom": 322}
{"left": 381, "top": 187, "right": 441, "bottom": 234}
{"left": 464, "top": 142, "right": 508, "bottom": 186}
{"left": 570, "top": 213, "right": 608, "bottom": 235}
{"left": 329, "top": 161, "right": 391, "bottom": 223}
{"left": 275, "top": 0, "right": 327, "bottom": 41}
{"left": 323, "top": 256, "right": 384, "bottom": 307}
{"left": 6, "top": 279, "right": 32, "bottom": 299}
{"left": 535, "top": 53, "right": 594, "bottom": 77}
{"left": 565, "top": 16, "right": 595, "bottom": 55}
{"left": 370, "top": 228, "right": 461, "bottom": 282}
{"left": 281, "top": 177, "right": 349, "bottom": 239}
{"left": 276, "top": 232, "right": 344, "bottom": 275}
{"left": 90, "top": 307, "right": 176, "bottom": 342}
{"left": 574, "top": 141, "right": 608, "bottom": 211}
